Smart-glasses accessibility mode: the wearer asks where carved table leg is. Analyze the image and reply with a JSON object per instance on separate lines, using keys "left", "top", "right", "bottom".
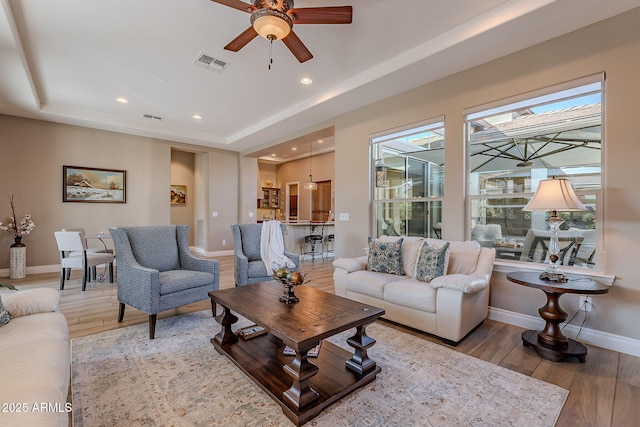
{"left": 538, "top": 290, "right": 568, "bottom": 348}
{"left": 521, "top": 290, "right": 587, "bottom": 362}
{"left": 213, "top": 304, "right": 239, "bottom": 346}
{"left": 346, "top": 322, "right": 377, "bottom": 375}
{"left": 283, "top": 344, "right": 320, "bottom": 409}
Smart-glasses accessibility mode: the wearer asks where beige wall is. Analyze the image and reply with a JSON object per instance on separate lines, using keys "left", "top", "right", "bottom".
{"left": 299, "top": 9, "right": 640, "bottom": 342}
{"left": 0, "top": 116, "right": 171, "bottom": 267}
{"left": 0, "top": 115, "right": 238, "bottom": 268}
{"left": 276, "top": 152, "right": 335, "bottom": 221}
{"left": 3, "top": 8, "right": 640, "bottom": 346}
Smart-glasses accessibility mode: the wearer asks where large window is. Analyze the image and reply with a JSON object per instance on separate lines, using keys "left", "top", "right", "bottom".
{"left": 371, "top": 119, "right": 445, "bottom": 238}
{"left": 466, "top": 77, "right": 603, "bottom": 270}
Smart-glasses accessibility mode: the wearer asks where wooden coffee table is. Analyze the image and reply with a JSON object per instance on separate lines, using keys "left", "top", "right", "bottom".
{"left": 208, "top": 282, "right": 385, "bottom": 426}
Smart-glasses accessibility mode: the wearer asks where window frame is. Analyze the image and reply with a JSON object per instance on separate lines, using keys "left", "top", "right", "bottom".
{"left": 370, "top": 117, "right": 445, "bottom": 239}
{"left": 464, "top": 75, "right": 605, "bottom": 273}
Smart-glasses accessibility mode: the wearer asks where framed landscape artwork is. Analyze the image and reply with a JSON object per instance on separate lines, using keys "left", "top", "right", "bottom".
{"left": 63, "top": 166, "right": 126, "bottom": 203}
{"left": 170, "top": 185, "right": 187, "bottom": 205}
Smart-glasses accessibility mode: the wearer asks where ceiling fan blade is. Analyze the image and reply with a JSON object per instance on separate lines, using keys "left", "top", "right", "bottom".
{"left": 210, "top": 0, "right": 256, "bottom": 13}
{"left": 282, "top": 31, "right": 313, "bottom": 63}
{"left": 289, "top": 6, "right": 352, "bottom": 24}
{"left": 224, "top": 27, "right": 259, "bottom": 52}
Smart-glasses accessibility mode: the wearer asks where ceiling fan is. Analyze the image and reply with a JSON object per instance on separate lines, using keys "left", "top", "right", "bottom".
{"left": 211, "top": 0, "right": 352, "bottom": 63}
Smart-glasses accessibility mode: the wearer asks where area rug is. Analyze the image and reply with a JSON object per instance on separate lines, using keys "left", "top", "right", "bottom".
{"left": 71, "top": 310, "right": 568, "bottom": 426}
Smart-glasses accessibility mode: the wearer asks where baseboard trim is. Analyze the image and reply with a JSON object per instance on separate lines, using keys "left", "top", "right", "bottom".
{"left": 489, "top": 306, "right": 640, "bottom": 358}
{"left": 190, "top": 247, "right": 233, "bottom": 257}
{"left": 1, "top": 264, "right": 60, "bottom": 277}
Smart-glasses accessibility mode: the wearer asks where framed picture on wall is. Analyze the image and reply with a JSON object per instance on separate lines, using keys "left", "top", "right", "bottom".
{"left": 63, "top": 165, "right": 126, "bottom": 203}
{"left": 170, "top": 185, "right": 187, "bottom": 205}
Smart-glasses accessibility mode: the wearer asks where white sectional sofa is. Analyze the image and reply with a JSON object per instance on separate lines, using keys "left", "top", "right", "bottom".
{"left": 333, "top": 237, "right": 495, "bottom": 344}
{"left": 0, "top": 288, "right": 70, "bottom": 427}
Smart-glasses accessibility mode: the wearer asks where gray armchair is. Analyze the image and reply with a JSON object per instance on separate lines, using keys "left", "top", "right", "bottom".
{"left": 109, "top": 225, "right": 219, "bottom": 339}
{"left": 231, "top": 223, "right": 300, "bottom": 287}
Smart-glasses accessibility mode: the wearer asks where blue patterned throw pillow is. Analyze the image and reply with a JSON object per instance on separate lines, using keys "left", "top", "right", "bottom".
{"left": 367, "top": 237, "right": 404, "bottom": 275}
{"left": 415, "top": 241, "right": 450, "bottom": 282}
{"left": 0, "top": 296, "right": 11, "bottom": 326}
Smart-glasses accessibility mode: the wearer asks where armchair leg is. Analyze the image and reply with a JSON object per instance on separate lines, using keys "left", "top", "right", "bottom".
{"left": 108, "top": 263, "right": 114, "bottom": 283}
{"left": 117, "top": 302, "right": 125, "bottom": 322}
{"left": 149, "top": 314, "right": 157, "bottom": 340}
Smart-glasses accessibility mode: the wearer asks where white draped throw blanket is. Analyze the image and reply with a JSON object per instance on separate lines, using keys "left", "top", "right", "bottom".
{"left": 260, "top": 220, "right": 295, "bottom": 274}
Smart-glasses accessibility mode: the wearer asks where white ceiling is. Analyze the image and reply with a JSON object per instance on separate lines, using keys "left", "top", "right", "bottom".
{"left": 2, "top": 0, "right": 639, "bottom": 160}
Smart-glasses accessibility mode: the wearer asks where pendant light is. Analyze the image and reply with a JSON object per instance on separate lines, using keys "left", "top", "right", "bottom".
{"left": 304, "top": 141, "right": 317, "bottom": 190}
{"left": 375, "top": 158, "right": 388, "bottom": 187}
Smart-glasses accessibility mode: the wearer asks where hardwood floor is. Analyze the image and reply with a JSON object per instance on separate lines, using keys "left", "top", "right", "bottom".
{"left": 7, "top": 255, "right": 639, "bottom": 427}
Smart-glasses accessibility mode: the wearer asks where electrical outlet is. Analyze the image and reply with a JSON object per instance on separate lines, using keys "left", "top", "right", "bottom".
{"left": 579, "top": 295, "right": 592, "bottom": 312}
{"left": 222, "top": 239, "right": 227, "bottom": 246}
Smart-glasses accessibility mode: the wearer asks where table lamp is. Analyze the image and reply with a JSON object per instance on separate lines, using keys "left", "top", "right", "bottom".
{"left": 522, "top": 177, "right": 587, "bottom": 282}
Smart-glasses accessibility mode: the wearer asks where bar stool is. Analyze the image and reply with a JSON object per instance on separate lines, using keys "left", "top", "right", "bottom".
{"left": 302, "top": 221, "right": 325, "bottom": 261}
{"left": 324, "top": 233, "right": 335, "bottom": 260}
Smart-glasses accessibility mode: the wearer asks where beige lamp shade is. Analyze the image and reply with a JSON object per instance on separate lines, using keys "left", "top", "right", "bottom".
{"left": 522, "top": 177, "right": 587, "bottom": 212}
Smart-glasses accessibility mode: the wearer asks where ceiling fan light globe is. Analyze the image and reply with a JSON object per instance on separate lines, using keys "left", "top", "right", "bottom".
{"left": 251, "top": 9, "right": 292, "bottom": 40}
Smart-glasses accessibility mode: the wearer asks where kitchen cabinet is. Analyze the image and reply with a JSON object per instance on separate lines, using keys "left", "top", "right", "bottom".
{"left": 259, "top": 187, "right": 280, "bottom": 209}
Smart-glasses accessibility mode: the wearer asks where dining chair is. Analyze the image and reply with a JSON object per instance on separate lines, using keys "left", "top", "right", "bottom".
{"left": 61, "top": 227, "right": 113, "bottom": 280}
{"left": 54, "top": 230, "right": 114, "bottom": 291}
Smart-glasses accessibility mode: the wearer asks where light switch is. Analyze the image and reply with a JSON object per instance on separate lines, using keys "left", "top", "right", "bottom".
{"left": 339, "top": 213, "right": 349, "bottom": 221}
{"left": 212, "top": 211, "right": 219, "bottom": 217}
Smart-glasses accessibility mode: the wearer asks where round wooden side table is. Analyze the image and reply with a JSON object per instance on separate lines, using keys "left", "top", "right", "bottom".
{"left": 506, "top": 271, "right": 609, "bottom": 363}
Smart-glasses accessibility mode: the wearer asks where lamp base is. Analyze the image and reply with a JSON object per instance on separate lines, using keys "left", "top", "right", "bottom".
{"left": 539, "top": 271, "right": 568, "bottom": 283}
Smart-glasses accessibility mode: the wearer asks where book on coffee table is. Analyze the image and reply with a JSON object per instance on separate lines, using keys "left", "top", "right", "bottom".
{"left": 283, "top": 341, "right": 322, "bottom": 357}
{"left": 236, "top": 325, "right": 267, "bottom": 340}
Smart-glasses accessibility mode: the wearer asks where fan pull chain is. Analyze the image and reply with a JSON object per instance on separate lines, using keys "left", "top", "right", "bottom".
{"left": 268, "top": 36, "right": 274, "bottom": 70}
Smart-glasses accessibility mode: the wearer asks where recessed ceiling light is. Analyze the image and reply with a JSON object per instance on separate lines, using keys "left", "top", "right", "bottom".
{"left": 192, "top": 115, "right": 202, "bottom": 120}
{"left": 271, "top": 153, "right": 277, "bottom": 157}
{"left": 300, "top": 77, "right": 313, "bottom": 85}
{"left": 116, "top": 97, "right": 129, "bottom": 104}
{"left": 318, "top": 139, "right": 324, "bottom": 143}
{"left": 292, "top": 147, "right": 297, "bottom": 151}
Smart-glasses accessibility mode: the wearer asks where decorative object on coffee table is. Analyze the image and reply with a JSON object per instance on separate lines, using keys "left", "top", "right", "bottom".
{"left": 272, "top": 268, "right": 308, "bottom": 303}
{"left": 507, "top": 271, "right": 609, "bottom": 362}
{"left": 0, "top": 194, "right": 35, "bottom": 280}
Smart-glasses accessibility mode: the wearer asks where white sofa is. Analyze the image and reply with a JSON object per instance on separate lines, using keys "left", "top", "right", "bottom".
{"left": 333, "top": 237, "right": 495, "bottom": 344}
{"left": 0, "top": 288, "right": 70, "bottom": 427}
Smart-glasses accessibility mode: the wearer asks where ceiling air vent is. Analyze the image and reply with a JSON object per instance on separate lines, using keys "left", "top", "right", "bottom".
{"left": 193, "top": 52, "right": 228, "bottom": 73}
{"left": 142, "top": 114, "right": 163, "bottom": 122}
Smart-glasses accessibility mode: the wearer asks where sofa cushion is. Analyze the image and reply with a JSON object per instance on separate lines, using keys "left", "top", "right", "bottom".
{"left": 367, "top": 237, "right": 403, "bottom": 275}
{"left": 159, "top": 270, "right": 216, "bottom": 295}
{"left": 1, "top": 312, "right": 70, "bottom": 396}
{"left": 415, "top": 242, "right": 450, "bottom": 282}
{"left": 0, "top": 295, "right": 10, "bottom": 326}
{"left": 247, "top": 259, "right": 269, "bottom": 278}
{"left": 384, "top": 279, "right": 437, "bottom": 313}
{"left": 379, "top": 235, "right": 424, "bottom": 278}
{"left": 426, "top": 239, "right": 481, "bottom": 275}
{"left": 345, "top": 270, "right": 399, "bottom": 299}
{"left": 1, "top": 288, "right": 60, "bottom": 318}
